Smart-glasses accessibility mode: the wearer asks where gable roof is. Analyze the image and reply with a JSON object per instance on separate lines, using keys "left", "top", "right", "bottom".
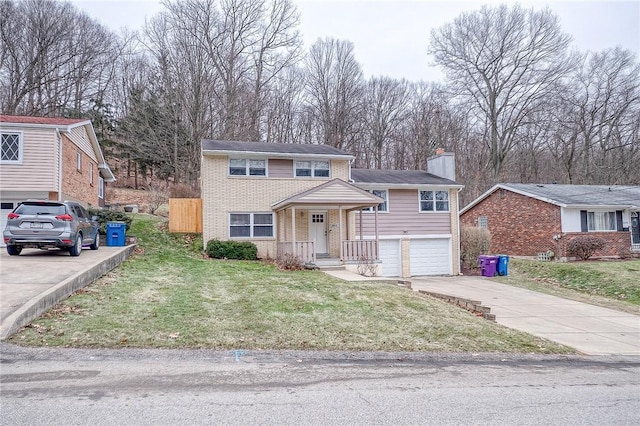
{"left": 0, "top": 115, "right": 88, "bottom": 127}
{"left": 201, "top": 140, "right": 354, "bottom": 160}
{"left": 351, "top": 168, "right": 462, "bottom": 187}
{"left": 271, "top": 179, "right": 384, "bottom": 211}
{"left": 1, "top": 114, "right": 115, "bottom": 182}
{"left": 461, "top": 183, "right": 640, "bottom": 214}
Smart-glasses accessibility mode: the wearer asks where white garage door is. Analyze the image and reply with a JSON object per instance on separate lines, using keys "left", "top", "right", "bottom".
{"left": 378, "top": 239, "right": 401, "bottom": 277}
{"left": 1, "top": 201, "right": 19, "bottom": 248}
{"left": 410, "top": 238, "right": 451, "bottom": 276}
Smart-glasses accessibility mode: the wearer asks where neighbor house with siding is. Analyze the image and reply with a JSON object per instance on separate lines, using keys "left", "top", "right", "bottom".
{"left": 460, "top": 183, "right": 640, "bottom": 260}
{"left": 201, "top": 140, "right": 463, "bottom": 277}
{"left": 0, "top": 115, "right": 115, "bottom": 244}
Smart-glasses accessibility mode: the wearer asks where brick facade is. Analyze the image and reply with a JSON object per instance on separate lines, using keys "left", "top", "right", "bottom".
{"left": 60, "top": 136, "right": 99, "bottom": 207}
{"left": 460, "top": 188, "right": 562, "bottom": 257}
{"left": 461, "top": 188, "right": 638, "bottom": 259}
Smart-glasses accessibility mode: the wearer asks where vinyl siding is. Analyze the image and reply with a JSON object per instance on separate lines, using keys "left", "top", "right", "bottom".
{"left": 268, "top": 159, "right": 293, "bottom": 178}
{"left": 0, "top": 127, "right": 59, "bottom": 191}
{"left": 355, "top": 188, "right": 452, "bottom": 236}
{"left": 67, "top": 126, "right": 98, "bottom": 162}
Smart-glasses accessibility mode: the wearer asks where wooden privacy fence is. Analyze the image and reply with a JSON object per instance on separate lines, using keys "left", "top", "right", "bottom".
{"left": 169, "top": 198, "right": 202, "bottom": 233}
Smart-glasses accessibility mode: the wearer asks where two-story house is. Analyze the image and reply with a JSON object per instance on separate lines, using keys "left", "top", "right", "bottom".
{"left": 201, "top": 140, "right": 463, "bottom": 277}
{"left": 0, "top": 115, "right": 115, "bottom": 242}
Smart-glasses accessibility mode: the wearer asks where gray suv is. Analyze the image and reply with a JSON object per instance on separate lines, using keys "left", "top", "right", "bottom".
{"left": 3, "top": 200, "right": 100, "bottom": 256}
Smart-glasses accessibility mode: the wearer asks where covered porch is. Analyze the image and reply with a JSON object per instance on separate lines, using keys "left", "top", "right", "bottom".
{"left": 272, "top": 179, "right": 384, "bottom": 265}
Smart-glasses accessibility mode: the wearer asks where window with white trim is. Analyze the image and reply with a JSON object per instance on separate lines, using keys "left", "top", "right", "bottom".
{"left": 229, "top": 213, "right": 274, "bottom": 238}
{"left": 76, "top": 151, "right": 82, "bottom": 171}
{"left": 295, "top": 160, "right": 330, "bottom": 177}
{"left": 1, "top": 132, "right": 22, "bottom": 163}
{"left": 229, "top": 158, "right": 266, "bottom": 176}
{"left": 363, "top": 189, "right": 388, "bottom": 212}
{"left": 419, "top": 190, "right": 449, "bottom": 212}
{"left": 90, "top": 163, "right": 94, "bottom": 185}
{"left": 98, "top": 177, "right": 104, "bottom": 199}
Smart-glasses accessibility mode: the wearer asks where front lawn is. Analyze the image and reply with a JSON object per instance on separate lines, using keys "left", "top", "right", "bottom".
{"left": 9, "top": 215, "right": 572, "bottom": 353}
{"left": 494, "top": 258, "right": 640, "bottom": 314}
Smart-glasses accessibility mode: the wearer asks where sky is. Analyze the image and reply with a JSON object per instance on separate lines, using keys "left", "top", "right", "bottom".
{"left": 71, "top": 0, "right": 640, "bottom": 82}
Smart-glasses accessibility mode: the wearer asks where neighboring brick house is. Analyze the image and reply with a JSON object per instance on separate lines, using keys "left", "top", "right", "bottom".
{"left": 201, "top": 140, "right": 463, "bottom": 277}
{"left": 460, "top": 183, "right": 640, "bottom": 260}
{"left": 0, "top": 115, "right": 115, "bottom": 245}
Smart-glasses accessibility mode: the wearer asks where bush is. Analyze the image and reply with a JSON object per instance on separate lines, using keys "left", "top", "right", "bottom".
{"left": 275, "top": 253, "right": 305, "bottom": 270}
{"left": 460, "top": 226, "right": 491, "bottom": 269}
{"left": 170, "top": 183, "right": 200, "bottom": 198}
{"left": 567, "top": 236, "right": 606, "bottom": 260}
{"left": 87, "top": 207, "right": 133, "bottom": 235}
{"left": 206, "top": 239, "right": 258, "bottom": 260}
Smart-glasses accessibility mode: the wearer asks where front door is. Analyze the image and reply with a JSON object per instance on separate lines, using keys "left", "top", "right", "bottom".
{"left": 632, "top": 212, "right": 640, "bottom": 245}
{"left": 309, "top": 211, "right": 328, "bottom": 254}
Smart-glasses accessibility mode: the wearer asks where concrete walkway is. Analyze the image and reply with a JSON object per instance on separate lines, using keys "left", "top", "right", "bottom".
{"left": 0, "top": 245, "right": 134, "bottom": 339}
{"left": 324, "top": 270, "right": 640, "bottom": 356}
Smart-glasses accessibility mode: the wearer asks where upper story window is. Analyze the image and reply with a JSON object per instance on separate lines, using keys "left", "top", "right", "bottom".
{"left": 1, "top": 132, "right": 23, "bottom": 164}
{"left": 478, "top": 216, "right": 488, "bottom": 228}
{"left": 98, "top": 177, "right": 104, "bottom": 199}
{"left": 229, "top": 158, "right": 266, "bottom": 176}
{"left": 295, "top": 160, "right": 330, "bottom": 178}
{"left": 90, "top": 163, "right": 94, "bottom": 185}
{"left": 363, "top": 189, "right": 388, "bottom": 212}
{"left": 419, "top": 190, "right": 449, "bottom": 212}
{"left": 76, "top": 151, "right": 82, "bottom": 171}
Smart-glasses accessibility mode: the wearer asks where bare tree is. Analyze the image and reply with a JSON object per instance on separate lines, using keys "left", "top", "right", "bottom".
{"left": 304, "top": 37, "right": 364, "bottom": 151}
{"left": 429, "top": 4, "right": 577, "bottom": 182}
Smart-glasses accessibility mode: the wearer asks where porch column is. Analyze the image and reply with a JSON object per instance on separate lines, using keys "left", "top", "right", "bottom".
{"left": 292, "top": 207, "right": 297, "bottom": 256}
{"left": 339, "top": 206, "right": 343, "bottom": 261}
{"left": 359, "top": 209, "right": 363, "bottom": 240}
{"left": 374, "top": 205, "right": 379, "bottom": 260}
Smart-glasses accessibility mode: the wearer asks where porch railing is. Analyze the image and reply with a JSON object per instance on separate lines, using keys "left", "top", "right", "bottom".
{"left": 342, "top": 240, "right": 378, "bottom": 261}
{"left": 277, "top": 241, "right": 316, "bottom": 264}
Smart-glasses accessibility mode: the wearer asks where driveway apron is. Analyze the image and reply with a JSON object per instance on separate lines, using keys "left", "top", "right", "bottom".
{"left": 411, "top": 276, "right": 640, "bottom": 356}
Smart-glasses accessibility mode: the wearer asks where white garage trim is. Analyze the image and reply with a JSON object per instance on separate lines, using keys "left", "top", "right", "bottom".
{"left": 409, "top": 238, "right": 452, "bottom": 276}
{"left": 378, "top": 239, "right": 401, "bottom": 277}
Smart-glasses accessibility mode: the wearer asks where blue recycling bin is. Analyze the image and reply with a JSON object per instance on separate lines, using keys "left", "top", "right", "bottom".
{"left": 106, "top": 221, "right": 126, "bottom": 246}
{"left": 496, "top": 255, "right": 509, "bottom": 276}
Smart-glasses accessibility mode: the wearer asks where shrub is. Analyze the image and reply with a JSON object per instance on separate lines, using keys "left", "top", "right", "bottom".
{"left": 460, "top": 226, "right": 491, "bottom": 269}
{"left": 567, "top": 236, "right": 606, "bottom": 260}
{"left": 87, "top": 207, "right": 133, "bottom": 235}
{"left": 170, "top": 183, "right": 200, "bottom": 198}
{"left": 275, "top": 253, "right": 305, "bottom": 270}
{"left": 206, "top": 239, "right": 258, "bottom": 260}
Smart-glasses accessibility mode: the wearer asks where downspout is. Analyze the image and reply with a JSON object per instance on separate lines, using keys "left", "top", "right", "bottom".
{"left": 456, "top": 187, "right": 462, "bottom": 275}
{"left": 56, "top": 129, "right": 62, "bottom": 201}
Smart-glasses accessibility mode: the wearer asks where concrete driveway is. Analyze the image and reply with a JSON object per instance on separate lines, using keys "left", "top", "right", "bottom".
{"left": 0, "top": 245, "right": 134, "bottom": 339}
{"left": 411, "top": 276, "right": 640, "bottom": 356}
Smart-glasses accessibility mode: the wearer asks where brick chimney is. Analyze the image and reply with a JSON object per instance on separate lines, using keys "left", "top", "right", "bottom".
{"left": 427, "top": 150, "right": 456, "bottom": 181}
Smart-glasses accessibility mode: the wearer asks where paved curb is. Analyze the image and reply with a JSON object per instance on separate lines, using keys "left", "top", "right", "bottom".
{"left": 0, "top": 245, "right": 135, "bottom": 340}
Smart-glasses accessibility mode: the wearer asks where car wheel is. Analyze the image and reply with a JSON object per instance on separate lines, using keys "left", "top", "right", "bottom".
{"left": 89, "top": 233, "right": 100, "bottom": 250}
{"left": 69, "top": 235, "right": 82, "bottom": 257}
{"left": 6, "top": 245, "right": 22, "bottom": 256}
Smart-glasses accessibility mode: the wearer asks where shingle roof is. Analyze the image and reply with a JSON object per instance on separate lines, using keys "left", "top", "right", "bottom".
{"left": 201, "top": 140, "right": 353, "bottom": 157}
{"left": 351, "top": 168, "right": 460, "bottom": 186}
{"left": 502, "top": 183, "right": 640, "bottom": 207}
{"left": 0, "top": 115, "right": 88, "bottom": 126}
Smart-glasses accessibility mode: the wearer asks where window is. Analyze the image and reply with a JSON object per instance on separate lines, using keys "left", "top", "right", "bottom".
{"left": 76, "top": 151, "right": 82, "bottom": 171}
{"left": 587, "top": 212, "right": 616, "bottom": 231}
{"left": 1, "top": 132, "right": 22, "bottom": 163}
{"left": 229, "top": 213, "right": 274, "bottom": 238}
{"left": 478, "top": 216, "right": 488, "bottom": 228}
{"left": 229, "top": 159, "right": 266, "bottom": 176}
{"left": 295, "top": 160, "right": 330, "bottom": 178}
{"left": 419, "top": 190, "right": 449, "bottom": 212}
{"left": 363, "top": 190, "right": 388, "bottom": 212}
{"left": 98, "top": 177, "right": 104, "bottom": 199}
{"left": 90, "top": 164, "right": 94, "bottom": 185}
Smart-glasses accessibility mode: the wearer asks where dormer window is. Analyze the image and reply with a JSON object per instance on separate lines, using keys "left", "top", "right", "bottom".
{"left": 229, "top": 159, "right": 266, "bottom": 176}
{"left": 295, "top": 160, "right": 329, "bottom": 178}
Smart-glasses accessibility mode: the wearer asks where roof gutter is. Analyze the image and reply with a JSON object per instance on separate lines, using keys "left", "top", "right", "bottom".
{"left": 202, "top": 149, "right": 354, "bottom": 161}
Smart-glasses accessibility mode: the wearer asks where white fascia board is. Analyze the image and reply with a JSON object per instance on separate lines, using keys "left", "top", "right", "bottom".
{"left": 567, "top": 204, "right": 634, "bottom": 210}
{"left": 202, "top": 149, "right": 354, "bottom": 161}
{"left": 0, "top": 120, "right": 91, "bottom": 132}
{"left": 354, "top": 183, "right": 464, "bottom": 190}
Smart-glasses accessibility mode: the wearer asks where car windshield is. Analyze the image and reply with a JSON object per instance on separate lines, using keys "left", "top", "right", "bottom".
{"left": 15, "top": 203, "right": 66, "bottom": 216}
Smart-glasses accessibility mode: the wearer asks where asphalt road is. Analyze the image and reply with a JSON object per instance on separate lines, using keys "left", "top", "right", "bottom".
{"left": 1, "top": 345, "right": 639, "bottom": 426}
